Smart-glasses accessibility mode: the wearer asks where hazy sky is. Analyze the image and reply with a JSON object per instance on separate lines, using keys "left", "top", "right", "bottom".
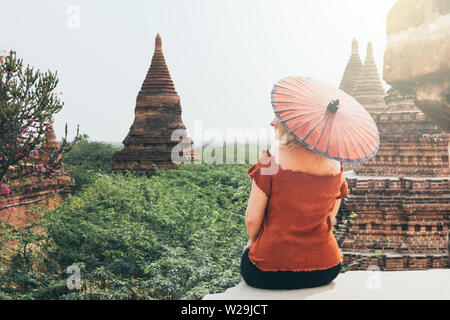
{"left": 1, "top": 0, "right": 397, "bottom": 144}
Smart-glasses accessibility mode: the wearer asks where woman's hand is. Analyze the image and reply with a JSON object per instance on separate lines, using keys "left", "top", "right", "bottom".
{"left": 242, "top": 240, "right": 252, "bottom": 254}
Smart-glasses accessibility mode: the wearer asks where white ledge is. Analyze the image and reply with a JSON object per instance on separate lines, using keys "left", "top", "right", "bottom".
{"left": 203, "top": 270, "right": 450, "bottom": 300}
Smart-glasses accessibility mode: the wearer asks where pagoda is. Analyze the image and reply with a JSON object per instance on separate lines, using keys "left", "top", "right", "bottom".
{"left": 112, "top": 34, "right": 196, "bottom": 176}
{"left": 40, "top": 118, "right": 62, "bottom": 163}
{"left": 339, "top": 38, "right": 363, "bottom": 95}
{"left": 351, "top": 42, "right": 388, "bottom": 114}
{"left": 337, "top": 40, "right": 450, "bottom": 271}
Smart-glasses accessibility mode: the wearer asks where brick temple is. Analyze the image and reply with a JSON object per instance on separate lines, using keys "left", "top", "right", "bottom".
{"left": 0, "top": 122, "right": 74, "bottom": 226}
{"left": 112, "top": 34, "right": 196, "bottom": 176}
{"left": 337, "top": 40, "right": 450, "bottom": 270}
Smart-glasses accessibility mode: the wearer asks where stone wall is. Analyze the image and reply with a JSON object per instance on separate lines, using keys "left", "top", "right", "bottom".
{"left": 383, "top": 0, "right": 450, "bottom": 131}
{"left": 343, "top": 252, "right": 448, "bottom": 271}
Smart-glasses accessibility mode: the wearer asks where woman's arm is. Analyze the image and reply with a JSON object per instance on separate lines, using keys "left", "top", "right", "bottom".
{"left": 245, "top": 180, "right": 269, "bottom": 243}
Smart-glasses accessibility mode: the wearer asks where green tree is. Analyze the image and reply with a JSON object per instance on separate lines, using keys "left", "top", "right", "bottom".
{"left": 62, "top": 138, "right": 121, "bottom": 172}
{"left": 62, "top": 138, "right": 122, "bottom": 193}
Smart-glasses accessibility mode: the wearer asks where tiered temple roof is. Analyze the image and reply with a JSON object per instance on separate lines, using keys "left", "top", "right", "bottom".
{"left": 112, "top": 34, "right": 196, "bottom": 175}
{"left": 139, "top": 34, "right": 178, "bottom": 96}
{"left": 42, "top": 119, "right": 60, "bottom": 151}
{"left": 39, "top": 119, "right": 62, "bottom": 164}
{"left": 351, "top": 42, "right": 388, "bottom": 114}
{"left": 339, "top": 39, "right": 363, "bottom": 95}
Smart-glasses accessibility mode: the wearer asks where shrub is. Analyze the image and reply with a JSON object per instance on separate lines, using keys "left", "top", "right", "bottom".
{"left": 62, "top": 140, "right": 121, "bottom": 172}
{"left": 62, "top": 140, "right": 122, "bottom": 193}
{"left": 0, "top": 163, "right": 250, "bottom": 299}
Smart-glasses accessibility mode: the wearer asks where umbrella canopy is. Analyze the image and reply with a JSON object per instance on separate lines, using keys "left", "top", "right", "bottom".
{"left": 271, "top": 76, "right": 379, "bottom": 162}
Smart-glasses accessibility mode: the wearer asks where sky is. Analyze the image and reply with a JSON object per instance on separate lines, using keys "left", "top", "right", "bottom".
{"left": 0, "top": 0, "right": 397, "bottom": 145}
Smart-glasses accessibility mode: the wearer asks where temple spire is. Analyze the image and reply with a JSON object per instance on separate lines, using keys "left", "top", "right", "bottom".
{"left": 352, "top": 42, "right": 387, "bottom": 114}
{"left": 364, "top": 42, "right": 377, "bottom": 68}
{"left": 139, "top": 33, "right": 178, "bottom": 96}
{"left": 155, "top": 33, "right": 162, "bottom": 50}
{"left": 42, "top": 118, "right": 60, "bottom": 153}
{"left": 351, "top": 38, "right": 358, "bottom": 55}
{"left": 339, "top": 38, "right": 363, "bottom": 95}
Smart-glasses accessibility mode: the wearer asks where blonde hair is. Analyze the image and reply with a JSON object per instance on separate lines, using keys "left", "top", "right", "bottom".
{"left": 278, "top": 124, "right": 305, "bottom": 149}
{"left": 277, "top": 124, "right": 337, "bottom": 167}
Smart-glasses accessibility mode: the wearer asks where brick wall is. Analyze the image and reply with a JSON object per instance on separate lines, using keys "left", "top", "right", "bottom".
{"left": 342, "top": 252, "right": 449, "bottom": 271}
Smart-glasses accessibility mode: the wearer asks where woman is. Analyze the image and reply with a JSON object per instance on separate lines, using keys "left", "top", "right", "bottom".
{"left": 240, "top": 115, "right": 350, "bottom": 290}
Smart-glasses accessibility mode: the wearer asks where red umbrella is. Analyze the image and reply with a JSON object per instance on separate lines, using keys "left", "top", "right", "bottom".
{"left": 271, "top": 76, "right": 379, "bottom": 162}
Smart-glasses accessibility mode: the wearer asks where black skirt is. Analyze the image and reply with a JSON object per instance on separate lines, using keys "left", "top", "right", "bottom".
{"left": 240, "top": 248, "right": 341, "bottom": 290}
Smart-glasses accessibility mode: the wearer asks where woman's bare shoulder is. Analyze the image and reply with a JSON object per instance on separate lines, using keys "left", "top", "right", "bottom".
{"left": 271, "top": 146, "right": 340, "bottom": 175}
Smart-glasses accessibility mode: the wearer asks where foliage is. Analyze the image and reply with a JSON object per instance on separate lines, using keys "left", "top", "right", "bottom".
{"left": 195, "top": 142, "right": 269, "bottom": 165}
{"left": 0, "top": 163, "right": 250, "bottom": 299}
{"left": 61, "top": 138, "right": 122, "bottom": 194}
{"left": 0, "top": 207, "right": 67, "bottom": 300}
{"left": 62, "top": 137, "right": 121, "bottom": 172}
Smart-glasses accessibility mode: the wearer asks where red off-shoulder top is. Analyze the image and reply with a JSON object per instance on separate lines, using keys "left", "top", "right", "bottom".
{"left": 247, "top": 149, "right": 350, "bottom": 272}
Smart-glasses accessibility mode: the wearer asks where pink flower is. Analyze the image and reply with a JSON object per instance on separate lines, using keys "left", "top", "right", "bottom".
{"left": 34, "top": 150, "right": 39, "bottom": 156}
{"left": 1, "top": 184, "right": 11, "bottom": 195}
